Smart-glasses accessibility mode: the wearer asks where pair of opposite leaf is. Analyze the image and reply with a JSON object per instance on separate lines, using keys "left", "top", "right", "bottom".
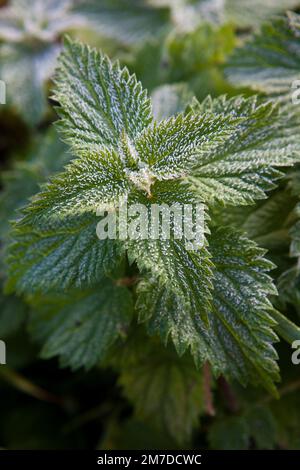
{"left": 7, "top": 36, "right": 300, "bottom": 394}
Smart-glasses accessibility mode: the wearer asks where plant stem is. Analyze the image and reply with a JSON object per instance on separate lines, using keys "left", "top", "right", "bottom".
{"left": 0, "top": 367, "right": 64, "bottom": 406}
{"left": 217, "top": 376, "right": 239, "bottom": 413}
{"left": 203, "top": 362, "right": 215, "bottom": 416}
{"left": 270, "top": 309, "right": 300, "bottom": 344}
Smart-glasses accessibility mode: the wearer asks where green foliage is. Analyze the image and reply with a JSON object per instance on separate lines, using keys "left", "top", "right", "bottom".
{"left": 5, "top": 34, "right": 300, "bottom": 399}
{"left": 137, "top": 228, "right": 279, "bottom": 393}
{"left": 149, "top": 0, "right": 300, "bottom": 30}
{"left": 0, "top": 0, "right": 83, "bottom": 125}
{"left": 226, "top": 12, "right": 300, "bottom": 102}
{"left": 151, "top": 83, "right": 194, "bottom": 121}
{"left": 208, "top": 406, "right": 277, "bottom": 449}
{"left": 113, "top": 334, "right": 203, "bottom": 445}
{"left": 74, "top": 0, "right": 170, "bottom": 45}
{"left": 2, "top": 0, "right": 300, "bottom": 452}
{"left": 186, "top": 95, "right": 300, "bottom": 204}
{"left": 0, "top": 128, "right": 70, "bottom": 242}
{"left": 29, "top": 280, "right": 133, "bottom": 370}
{"left": 125, "top": 21, "right": 236, "bottom": 97}
{"left": 0, "top": 288, "right": 27, "bottom": 339}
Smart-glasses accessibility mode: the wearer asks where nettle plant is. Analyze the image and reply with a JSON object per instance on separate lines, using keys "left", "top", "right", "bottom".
{"left": 5, "top": 34, "right": 300, "bottom": 443}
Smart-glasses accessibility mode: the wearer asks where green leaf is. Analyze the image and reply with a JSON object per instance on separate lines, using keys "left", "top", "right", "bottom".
{"left": 7, "top": 213, "right": 124, "bottom": 294}
{"left": 166, "top": 22, "right": 236, "bottom": 82}
{"left": 151, "top": 0, "right": 299, "bottom": 30}
{"left": 0, "top": 287, "right": 27, "bottom": 339}
{"left": 115, "top": 333, "right": 203, "bottom": 444}
{"left": 212, "top": 187, "right": 298, "bottom": 259}
{"left": 53, "top": 36, "right": 153, "bottom": 153}
{"left": 245, "top": 405, "right": 277, "bottom": 449}
{"left": 0, "top": 0, "right": 83, "bottom": 125}
{"left": 208, "top": 405, "right": 277, "bottom": 450}
{"left": 7, "top": 40, "right": 213, "bottom": 296}
{"left": 132, "top": 94, "right": 300, "bottom": 206}
{"left": 270, "top": 390, "right": 300, "bottom": 449}
{"left": 273, "top": 171, "right": 300, "bottom": 313}
{"left": 133, "top": 238, "right": 213, "bottom": 325}
{"left": 225, "top": 0, "right": 300, "bottom": 29}
{"left": 5, "top": 137, "right": 131, "bottom": 294}
{"left": 133, "top": 110, "right": 235, "bottom": 182}
{"left": 0, "top": 163, "right": 41, "bottom": 243}
{"left": 277, "top": 263, "right": 300, "bottom": 314}
{"left": 0, "top": 128, "right": 70, "bottom": 243}
{"left": 3, "top": 130, "right": 126, "bottom": 295}
{"left": 0, "top": 43, "right": 60, "bottom": 126}
{"left": 0, "top": 1, "right": 81, "bottom": 43}
{"left": 125, "top": 182, "right": 213, "bottom": 324}
{"left": 29, "top": 279, "right": 133, "bottom": 370}
{"left": 186, "top": 95, "right": 300, "bottom": 204}
{"left": 137, "top": 227, "right": 280, "bottom": 393}
{"left": 290, "top": 204, "right": 300, "bottom": 257}
{"left": 270, "top": 309, "right": 300, "bottom": 345}
{"left": 226, "top": 13, "right": 300, "bottom": 102}
{"left": 208, "top": 415, "right": 249, "bottom": 450}
{"left": 151, "top": 83, "right": 194, "bottom": 121}
{"left": 74, "top": 0, "right": 170, "bottom": 45}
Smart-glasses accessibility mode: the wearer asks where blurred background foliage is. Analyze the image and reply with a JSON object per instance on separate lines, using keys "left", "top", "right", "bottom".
{"left": 1, "top": 0, "right": 300, "bottom": 450}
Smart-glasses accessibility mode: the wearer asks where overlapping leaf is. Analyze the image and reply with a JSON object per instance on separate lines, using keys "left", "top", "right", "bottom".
{"left": 137, "top": 228, "right": 279, "bottom": 393}
{"left": 7, "top": 214, "right": 124, "bottom": 294}
{"left": 208, "top": 406, "right": 277, "bottom": 450}
{"left": 0, "top": 128, "right": 70, "bottom": 242}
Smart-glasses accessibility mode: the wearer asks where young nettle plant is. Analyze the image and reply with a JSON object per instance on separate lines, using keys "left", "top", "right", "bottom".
{"left": 6, "top": 36, "right": 300, "bottom": 411}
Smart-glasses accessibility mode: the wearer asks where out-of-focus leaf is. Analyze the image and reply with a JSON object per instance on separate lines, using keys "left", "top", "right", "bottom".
{"left": 0, "top": 287, "right": 27, "bottom": 338}
{"left": 0, "top": 0, "right": 85, "bottom": 125}
{"left": 137, "top": 228, "right": 280, "bottom": 394}
{"left": 29, "top": 280, "right": 133, "bottom": 370}
{"left": 114, "top": 334, "right": 204, "bottom": 445}
{"left": 74, "top": 0, "right": 170, "bottom": 45}
{"left": 151, "top": 83, "right": 194, "bottom": 121}
{"left": 226, "top": 13, "right": 300, "bottom": 104}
